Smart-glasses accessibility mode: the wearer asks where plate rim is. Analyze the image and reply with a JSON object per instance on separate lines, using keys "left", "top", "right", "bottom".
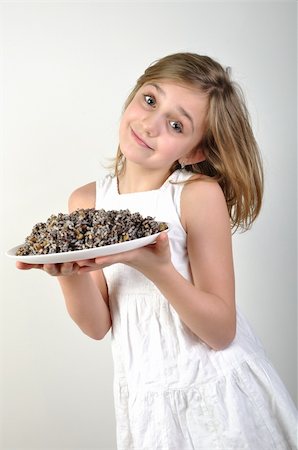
{"left": 6, "top": 227, "right": 169, "bottom": 264}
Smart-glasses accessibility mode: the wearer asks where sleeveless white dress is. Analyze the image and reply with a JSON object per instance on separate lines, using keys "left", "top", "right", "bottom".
{"left": 96, "top": 170, "right": 297, "bottom": 450}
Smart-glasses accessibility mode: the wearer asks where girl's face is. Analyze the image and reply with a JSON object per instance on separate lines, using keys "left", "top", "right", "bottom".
{"left": 119, "top": 80, "right": 208, "bottom": 171}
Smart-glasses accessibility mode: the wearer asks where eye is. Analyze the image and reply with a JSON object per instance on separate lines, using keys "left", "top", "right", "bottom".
{"left": 169, "top": 120, "right": 183, "bottom": 133}
{"left": 144, "top": 95, "right": 156, "bottom": 107}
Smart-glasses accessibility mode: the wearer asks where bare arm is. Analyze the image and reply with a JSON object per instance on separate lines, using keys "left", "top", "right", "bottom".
{"left": 91, "top": 178, "right": 236, "bottom": 350}
{"left": 146, "top": 180, "right": 236, "bottom": 349}
{"left": 58, "top": 267, "right": 111, "bottom": 340}
{"left": 57, "top": 182, "right": 111, "bottom": 339}
{"left": 17, "top": 182, "right": 112, "bottom": 340}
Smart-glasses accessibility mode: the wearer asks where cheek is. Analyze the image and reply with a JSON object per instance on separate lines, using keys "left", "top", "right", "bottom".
{"left": 119, "top": 110, "right": 130, "bottom": 134}
{"left": 119, "top": 121, "right": 127, "bottom": 147}
{"left": 120, "top": 106, "right": 135, "bottom": 131}
{"left": 123, "top": 100, "right": 139, "bottom": 118}
{"left": 118, "top": 117, "right": 127, "bottom": 149}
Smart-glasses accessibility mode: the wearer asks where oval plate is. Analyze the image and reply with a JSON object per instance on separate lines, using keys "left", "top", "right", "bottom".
{"left": 6, "top": 229, "right": 168, "bottom": 265}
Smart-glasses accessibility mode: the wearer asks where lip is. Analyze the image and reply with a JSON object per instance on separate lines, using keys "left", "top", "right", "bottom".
{"left": 131, "top": 128, "right": 153, "bottom": 149}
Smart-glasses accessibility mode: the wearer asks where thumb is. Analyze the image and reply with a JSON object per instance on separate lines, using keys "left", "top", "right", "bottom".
{"left": 155, "top": 231, "right": 169, "bottom": 246}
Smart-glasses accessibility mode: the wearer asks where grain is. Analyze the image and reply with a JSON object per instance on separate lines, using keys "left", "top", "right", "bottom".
{"left": 16, "top": 208, "right": 168, "bottom": 256}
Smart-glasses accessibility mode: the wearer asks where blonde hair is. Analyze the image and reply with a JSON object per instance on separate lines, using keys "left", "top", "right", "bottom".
{"left": 114, "top": 52, "right": 263, "bottom": 232}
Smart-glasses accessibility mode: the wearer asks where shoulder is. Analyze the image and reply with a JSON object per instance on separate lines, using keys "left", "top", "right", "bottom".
{"left": 181, "top": 175, "right": 230, "bottom": 233}
{"left": 68, "top": 181, "right": 96, "bottom": 213}
{"left": 182, "top": 175, "right": 225, "bottom": 201}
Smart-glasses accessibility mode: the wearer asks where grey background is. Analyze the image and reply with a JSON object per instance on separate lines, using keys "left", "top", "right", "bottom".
{"left": 1, "top": 1, "right": 297, "bottom": 449}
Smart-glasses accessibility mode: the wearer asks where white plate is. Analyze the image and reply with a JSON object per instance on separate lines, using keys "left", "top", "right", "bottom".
{"left": 6, "top": 229, "right": 168, "bottom": 264}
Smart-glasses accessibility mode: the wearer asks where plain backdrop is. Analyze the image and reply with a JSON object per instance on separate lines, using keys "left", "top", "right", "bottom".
{"left": 1, "top": 1, "right": 297, "bottom": 449}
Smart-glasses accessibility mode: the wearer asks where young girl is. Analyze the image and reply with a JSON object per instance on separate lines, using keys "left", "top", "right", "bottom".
{"left": 17, "top": 52, "right": 297, "bottom": 449}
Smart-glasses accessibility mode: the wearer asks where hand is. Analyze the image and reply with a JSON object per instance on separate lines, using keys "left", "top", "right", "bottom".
{"left": 79, "top": 232, "right": 173, "bottom": 281}
{"left": 15, "top": 231, "right": 172, "bottom": 279}
{"left": 15, "top": 260, "right": 98, "bottom": 277}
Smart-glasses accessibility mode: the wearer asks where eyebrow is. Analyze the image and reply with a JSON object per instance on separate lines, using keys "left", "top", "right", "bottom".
{"left": 147, "top": 83, "right": 194, "bottom": 132}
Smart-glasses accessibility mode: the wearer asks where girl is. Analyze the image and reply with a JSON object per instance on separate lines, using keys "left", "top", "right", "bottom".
{"left": 17, "top": 53, "right": 297, "bottom": 449}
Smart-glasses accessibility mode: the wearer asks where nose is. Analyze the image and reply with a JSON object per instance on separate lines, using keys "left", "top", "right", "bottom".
{"left": 141, "top": 112, "right": 160, "bottom": 136}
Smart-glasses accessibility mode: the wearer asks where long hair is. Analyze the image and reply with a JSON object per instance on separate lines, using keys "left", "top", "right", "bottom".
{"left": 114, "top": 52, "right": 264, "bottom": 232}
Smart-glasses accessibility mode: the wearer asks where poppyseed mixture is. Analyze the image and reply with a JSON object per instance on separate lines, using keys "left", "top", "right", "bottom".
{"left": 16, "top": 208, "right": 168, "bottom": 256}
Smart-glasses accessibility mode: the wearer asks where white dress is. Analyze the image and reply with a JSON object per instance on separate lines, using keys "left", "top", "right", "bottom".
{"left": 96, "top": 170, "right": 297, "bottom": 450}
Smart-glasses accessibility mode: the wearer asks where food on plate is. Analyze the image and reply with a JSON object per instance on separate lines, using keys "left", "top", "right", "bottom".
{"left": 16, "top": 208, "right": 168, "bottom": 256}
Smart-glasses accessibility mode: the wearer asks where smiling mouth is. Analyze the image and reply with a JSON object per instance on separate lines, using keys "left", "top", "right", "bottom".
{"left": 131, "top": 128, "right": 153, "bottom": 150}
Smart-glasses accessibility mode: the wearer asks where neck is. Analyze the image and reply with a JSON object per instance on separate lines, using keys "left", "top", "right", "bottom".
{"left": 117, "top": 163, "right": 172, "bottom": 194}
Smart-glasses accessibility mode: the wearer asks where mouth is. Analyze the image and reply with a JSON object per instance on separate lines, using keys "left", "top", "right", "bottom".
{"left": 131, "top": 128, "right": 153, "bottom": 150}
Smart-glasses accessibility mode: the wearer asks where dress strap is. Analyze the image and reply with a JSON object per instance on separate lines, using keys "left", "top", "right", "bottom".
{"left": 96, "top": 174, "right": 114, "bottom": 209}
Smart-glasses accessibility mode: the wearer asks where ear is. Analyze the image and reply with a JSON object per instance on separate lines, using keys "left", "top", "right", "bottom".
{"left": 180, "top": 146, "right": 206, "bottom": 166}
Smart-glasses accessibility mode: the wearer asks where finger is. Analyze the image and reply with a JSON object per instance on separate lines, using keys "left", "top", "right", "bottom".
{"left": 77, "top": 265, "right": 100, "bottom": 274}
{"left": 154, "top": 231, "right": 169, "bottom": 248}
{"left": 157, "top": 231, "right": 169, "bottom": 241}
{"left": 146, "top": 231, "right": 169, "bottom": 247}
{"left": 16, "top": 261, "right": 43, "bottom": 270}
{"left": 76, "top": 258, "right": 96, "bottom": 267}
{"left": 60, "top": 262, "right": 78, "bottom": 276}
{"left": 94, "top": 255, "right": 118, "bottom": 267}
{"left": 43, "top": 264, "right": 60, "bottom": 276}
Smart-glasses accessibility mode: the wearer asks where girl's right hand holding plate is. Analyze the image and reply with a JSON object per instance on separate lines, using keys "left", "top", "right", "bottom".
{"left": 16, "top": 260, "right": 99, "bottom": 277}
